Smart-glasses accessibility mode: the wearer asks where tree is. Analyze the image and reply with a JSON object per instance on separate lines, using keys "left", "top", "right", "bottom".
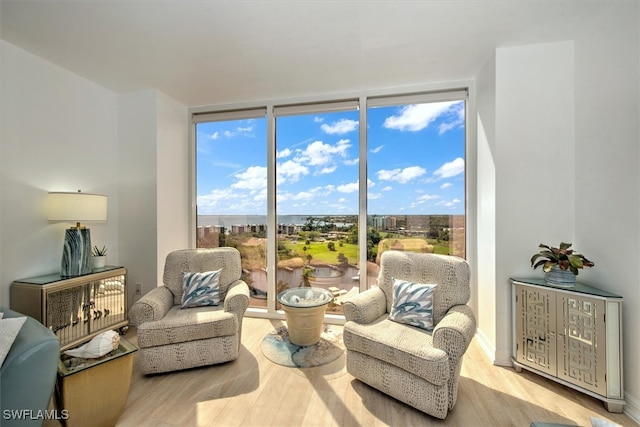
{"left": 300, "top": 266, "right": 313, "bottom": 287}
{"left": 302, "top": 217, "right": 317, "bottom": 231}
{"left": 337, "top": 253, "right": 348, "bottom": 266}
{"left": 327, "top": 241, "right": 336, "bottom": 251}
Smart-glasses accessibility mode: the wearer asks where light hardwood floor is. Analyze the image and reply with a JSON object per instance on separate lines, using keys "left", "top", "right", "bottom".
{"left": 49, "top": 317, "right": 637, "bottom": 427}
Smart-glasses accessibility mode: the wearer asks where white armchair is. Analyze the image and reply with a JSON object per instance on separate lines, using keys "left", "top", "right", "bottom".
{"left": 129, "top": 248, "right": 250, "bottom": 375}
{"left": 343, "top": 250, "right": 476, "bottom": 419}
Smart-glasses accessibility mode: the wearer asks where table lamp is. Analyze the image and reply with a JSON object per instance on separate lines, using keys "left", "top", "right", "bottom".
{"left": 47, "top": 190, "right": 108, "bottom": 277}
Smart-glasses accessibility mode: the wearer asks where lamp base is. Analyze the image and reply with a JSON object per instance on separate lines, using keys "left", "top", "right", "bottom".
{"left": 61, "top": 228, "right": 93, "bottom": 277}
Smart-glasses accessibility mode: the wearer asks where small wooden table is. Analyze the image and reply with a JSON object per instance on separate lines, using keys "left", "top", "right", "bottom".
{"left": 56, "top": 337, "right": 137, "bottom": 427}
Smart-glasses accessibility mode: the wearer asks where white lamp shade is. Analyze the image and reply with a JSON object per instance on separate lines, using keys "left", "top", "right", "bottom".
{"left": 47, "top": 192, "right": 108, "bottom": 222}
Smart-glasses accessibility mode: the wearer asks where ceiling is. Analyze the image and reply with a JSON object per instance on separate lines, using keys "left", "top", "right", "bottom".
{"left": 0, "top": 1, "right": 610, "bottom": 107}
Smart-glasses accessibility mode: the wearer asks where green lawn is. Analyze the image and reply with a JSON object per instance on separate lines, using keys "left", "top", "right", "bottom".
{"left": 284, "top": 240, "right": 359, "bottom": 265}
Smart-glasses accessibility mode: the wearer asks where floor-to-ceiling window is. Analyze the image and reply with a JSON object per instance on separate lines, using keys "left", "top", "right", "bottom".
{"left": 274, "top": 102, "right": 360, "bottom": 314}
{"left": 192, "top": 90, "right": 467, "bottom": 318}
{"left": 365, "top": 93, "right": 466, "bottom": 288}
{"left": 194, "top": 109, "right": 268, "bottom": 310}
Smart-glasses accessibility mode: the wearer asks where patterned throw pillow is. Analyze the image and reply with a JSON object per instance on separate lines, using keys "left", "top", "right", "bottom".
{"left": 388, "top": 278, "right": 437, "bottom": 331}
{"left": 180, "top": 269, "right": 222, "bottom": 309}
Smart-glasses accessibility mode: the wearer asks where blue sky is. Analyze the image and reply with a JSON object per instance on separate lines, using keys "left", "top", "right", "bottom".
{"left": 196, "top": 100, "right": 465, "bottom": 216}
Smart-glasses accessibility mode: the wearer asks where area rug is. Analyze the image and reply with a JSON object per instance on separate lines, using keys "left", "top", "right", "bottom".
{"left": 261, "top": 325, "right": 345, "bottom": 368}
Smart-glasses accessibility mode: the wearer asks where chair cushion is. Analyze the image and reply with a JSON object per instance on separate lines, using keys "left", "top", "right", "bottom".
{"left": 163, "top": 248, "right": 242, "bottom": 306}
{"left": 344, "top": 314, "right": 450, "bottom": 386}
{"left": 180, "top": 269, "right": 221, "bottom": 309}
{"left": 136, "top": 305, "right": 237, "bottom": 348}
{"left": 388, "top": 278, "right": 437, "bottom": 331}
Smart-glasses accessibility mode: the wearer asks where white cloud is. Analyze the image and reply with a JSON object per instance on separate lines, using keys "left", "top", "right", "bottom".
{"left": 230, "top": 166, "right": 267, "bottom": 191}
{"left": 368, "top": 192, "right": 383, "bottom": 199}
{"left": 321, "top": 119, "right": 359, "bottom": 135}
{"left": 417, "top": 194, "right": 439, "bottom": 202}
{"left": 383, "top": 101, "right": 458, "bottom": 132}
{"left": 296, "top": 139, "right": 351, "bottom": 167}
{"left": 314, "top": 116, "right": 324, "bottom": 123}
{"left": 376, "top": 166, "right": 426, "bottom": 183}
{"left": 337, "top": 182, "right": 359, "bottom": 193}
{"left": 438, "top": 102, "right": 465, "bottom": 135}
{"left": 209, "top": 131, "right": 219, "bottom": 140}
{"left": 344, "top": 158, "right": 359, "bottom": 166}
{"left": 440, "top": 182, "right": 453, "bottom": 189}
{"left": 382, "top": 186, "right": 393, "bottom": 191}
{"left": 219, "top": 123, "right": 256, "bottom": 139}
{"left": 277, "top": 160, "right": 309, "bottom": 183}
{"left": 292, "top": 191, "right": 316, "bottom": 200}
{"left": 435, "top": 198, "right": 462, "bottom": 208}
{"left": 434, "top": 157, "right": 464, "bottom": 179}
{"left": 276, "top": 148, "right": 292, "bottom": 159}
{"left": 370, "top": 145, "right": 384, "bottom": 154}
{"left": 318, "top": 165, "right": 337, "bottom": 174}
{"left": 367, "top": 178, "right": 375, "bottom": 188}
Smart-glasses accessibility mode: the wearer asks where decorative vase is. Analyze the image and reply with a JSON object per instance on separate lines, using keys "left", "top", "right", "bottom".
{"left": 544, "top": 265, "right": 576, "bottom": 287}
{"left": 93, "top": 256, "right": 107, "bottom": 269}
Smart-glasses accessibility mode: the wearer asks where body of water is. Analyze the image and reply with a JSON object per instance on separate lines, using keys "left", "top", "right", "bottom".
{"left": 198, "top": 215, "right": 355, "bottom": 229}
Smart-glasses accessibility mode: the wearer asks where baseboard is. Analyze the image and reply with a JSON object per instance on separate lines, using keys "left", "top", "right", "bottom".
{"left": 624, "top": 391, "right": 640, "bottom": 424}
{"left": 474, "top": 327, "right": 514, "bottom": 367}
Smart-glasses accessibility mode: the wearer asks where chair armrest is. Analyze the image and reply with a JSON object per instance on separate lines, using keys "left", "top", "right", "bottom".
{"left": 343, "top": 287, "right": 387, "bottom": 324}
{"left": 223, "top": 280, "right": 250, "bottom": 315}
{"left": 432, "top": 304, "right": 476, "bottom": 360}
{"left": 129, "top": 286, "right": 174, "bottom": 326}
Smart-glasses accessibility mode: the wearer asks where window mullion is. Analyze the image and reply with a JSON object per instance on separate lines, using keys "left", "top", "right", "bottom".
{"left": 358, "top": 96, "right": 368, "bottom": 293}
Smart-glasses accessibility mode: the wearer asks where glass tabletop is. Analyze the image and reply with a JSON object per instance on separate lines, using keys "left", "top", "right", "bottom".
{"left": 510, "top": 277, "right": 622, "bottom": 298}
{"left": 14, "top": 266, "right": 124, "bottom": 285}
{"left": 277, "top": 287, "right": 334, "bottom": 308}
{"left": 58, "top": 336, "right": 138, "bottom": 376}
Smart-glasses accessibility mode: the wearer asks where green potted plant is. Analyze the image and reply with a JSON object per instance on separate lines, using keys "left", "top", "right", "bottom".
{"left": 530, "top": 242, "right": 594, "bottom": 286}
{"left": 92, "top": 245, "right": 108, "bottom": 269}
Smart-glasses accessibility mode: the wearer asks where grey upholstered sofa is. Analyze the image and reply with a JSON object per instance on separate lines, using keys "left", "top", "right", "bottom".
{"left": 129, "top": 248, "right": 250, "bottom": 375}
{"left": 343, "top": 251, "right": 476, "bottom": 419}
{"left": 1, "top": 308, "right": 60, "bottom": 427}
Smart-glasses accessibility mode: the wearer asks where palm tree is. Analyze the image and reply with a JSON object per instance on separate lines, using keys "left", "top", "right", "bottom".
{"left": 299, "top": 266, "right": 313, "bottom": 287}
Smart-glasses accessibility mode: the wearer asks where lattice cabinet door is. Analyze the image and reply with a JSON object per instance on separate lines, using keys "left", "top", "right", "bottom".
{"left": 556, "top": 293, "right": 606, "bottom": 396}
{"left": 514, "top": 284, "right": 557, "bottom": 376}
{"left": 510, "top": 278, "right": 624, "bottom": 413}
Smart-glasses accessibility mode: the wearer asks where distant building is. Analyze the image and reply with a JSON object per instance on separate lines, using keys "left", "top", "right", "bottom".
{"left": 278, "top": 223, "right": 298, "bottom": 235}
{"left": 197, "top": 225, "right": 225, "bottom": 238}
{"left": 368, "top": 215, "right": 397, "bottom": 230}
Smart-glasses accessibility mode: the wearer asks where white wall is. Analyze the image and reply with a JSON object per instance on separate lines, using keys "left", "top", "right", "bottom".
{"left": 475, "top": 50, "right": 497, "bottom": 357}
{"left": 117, "top": 90, "right": 159, "bottom": 305}
{"left": 476, "top": 14, "right": 640, "bottom": 419}
{"left": 494, "top": 40, "right": 576, "bottom": 363}
{"left": 573, "top": 5, "right": 640, "bottom": 417}
{"left": 118, "top": 90, "right": 188, "bottom": 305}
{"left": 117, "top": 90, "right": 188, "bottom": 305}
{"left": 0, "top": 40, "right": 119, "bottom": 305}
{"left": 0, "top": 41, "right": 189, "bottom": 313}
{"left": 156, "top": 91, "right": 189, "bottom": 283}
